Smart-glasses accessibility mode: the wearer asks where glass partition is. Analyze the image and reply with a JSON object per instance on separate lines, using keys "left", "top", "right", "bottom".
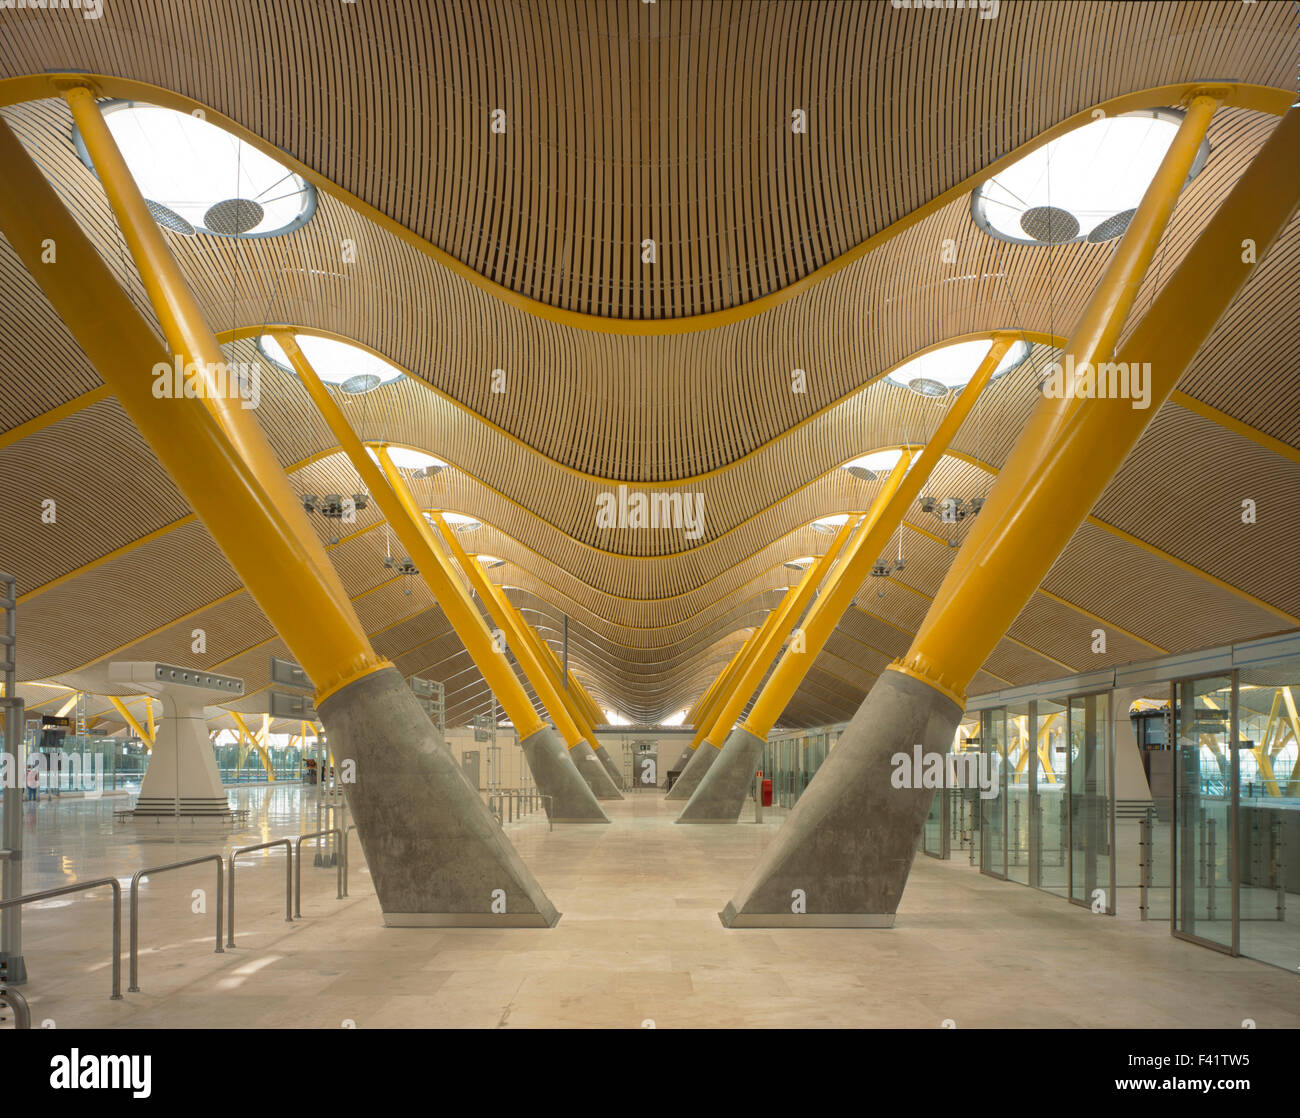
{"left": 1068, "top": 692, "right": 1113, "bottom": 912}
{"left": 1033, "top": 697, "right": 1069, "bottom": 896}
{"left": 1005, "top": 702, "right": 1031, "bottom": 884}
{"left": 980, "top": 708, "right": 1007, "bottom": 879}
{"left": 1173, "top": 674, "right": 1234, "bottom": 950}
{"left": 1234, "top": 659, "right": 1298, "bottom": 972}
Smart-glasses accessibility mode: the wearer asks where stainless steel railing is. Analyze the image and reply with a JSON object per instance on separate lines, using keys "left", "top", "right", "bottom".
{"left": 293, "top": 829, "right": 342, "bottom": 918}
{"left": 0, "top": 878, "right": 122, "bottom": 999}
{"left": 487, "top": 789, "right": 553, "bottom": 830}
{"left": 0, "top": 985, "right": 29, "bottom": 1029}
{"left": 129, "top": 854, "right": 224, "bottom": 992}
{"left": 227, "top": 839, "right": 293, "bottom": 948}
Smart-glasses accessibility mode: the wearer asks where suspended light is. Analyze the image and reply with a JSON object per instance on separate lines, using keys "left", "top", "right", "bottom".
{"left": 971, "top": 108, "right": 1209, "bottom": 246}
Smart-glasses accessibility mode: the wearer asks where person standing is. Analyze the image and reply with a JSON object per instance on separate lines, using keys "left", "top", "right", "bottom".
{"left": 24, "top": 761, "right": 39, "bottom": 803}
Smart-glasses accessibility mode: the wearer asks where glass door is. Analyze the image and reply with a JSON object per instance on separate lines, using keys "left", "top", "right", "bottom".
{"left": 1172, "top": 674, "right": 1233, "bottom": 950}
{"left": 1068, "top": 691, "right": 1113, "bottom": 912}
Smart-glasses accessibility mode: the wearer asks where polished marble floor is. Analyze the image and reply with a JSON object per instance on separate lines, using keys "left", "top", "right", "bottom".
{"left": 6, "top": 785, "right": 1298, "bottom": 1029}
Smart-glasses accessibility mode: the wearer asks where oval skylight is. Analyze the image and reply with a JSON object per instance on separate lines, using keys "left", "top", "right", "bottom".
{"left": 440, "top": 512, "right": 482, "bottom": 532}
{"left": 476, "top": 554, "right": 506, "bottom": 568}
{"left": 842, "top": 449, "right": 906, "bottom": 480}
{"left": 72, "top": 101, "right": 316, "bottom": 238}
{"left": 383, "top": 447, "right": 446, "bottom": 473}
{"left": 883, "top": 338, "right": 1029, "bottom": 393}
{"left": 811, "top": 514, "right": 850, "bottom": 533}
{"left": 259, "top": 334, "right": 406, "bottom": 393}
{"left": 971, "top": 108, "right": 1209, "bottom": 247}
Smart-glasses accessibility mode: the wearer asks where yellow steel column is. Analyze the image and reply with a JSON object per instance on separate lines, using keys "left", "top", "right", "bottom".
{"left": 739, "top": 335, "right": 1013, "bottom": 739}
{"left": 145, "top": 698, "right": 156, "bottom": 742}
{"left": 697, "top": 513, "right": 866, "bottom": 749}
{"left": 896, "top": 94, "right": 1229, "bottom": 701}
{"left": 14, "top": 89, "right": 385, "bottom": 702}
{"left": 281, "top": 334, "right": 549, "bottom": 739}
{"left": 62, "top": 85, "right": 359, "bottom": 638}
{"left": 109, "top": 697, "right": 153, "bottom": 750}
{"left": 428, "top": 512, "right": 589, "bottom": 750}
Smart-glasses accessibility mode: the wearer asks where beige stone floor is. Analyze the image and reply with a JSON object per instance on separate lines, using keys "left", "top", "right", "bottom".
{"left": 10, "top": 785, "right": 1299, "bottom": 1028}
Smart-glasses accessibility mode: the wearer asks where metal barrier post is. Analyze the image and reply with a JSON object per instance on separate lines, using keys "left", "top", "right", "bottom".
{"left": 1207, "top": 818, "right": 1217, "bottom": 919}
{"left": 0, "top": 878, "right": 122, "bottom": 999}
{"left": 227, "top": 839, "right": 294, "bottom": 947}
{"left": 129, "top": 854, "right": 224, "bottom": 992}
{"left": 1138, "top": 811, "right": 1152, "bottom": 922}
{"left": 294, "top": 830, "right": 343, "bottom": 917}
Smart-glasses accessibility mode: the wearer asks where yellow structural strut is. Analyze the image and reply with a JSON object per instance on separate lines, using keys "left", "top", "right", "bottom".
{"left": 37, "top": 87, "right": 386, "bottom": 703}
{"left": 429, "top": 512, "right": 591, "bottom": 750}
{"left": 108, "top": 697, "right": 153, "bottom": 751}
{"left": 690, "top": 618, "right": 777, "bottom": 740}
{"left": 280, "top": 332, "right": 548, "bottom": 739}
{"left": 699, "top": 514, "right": 864, "bottom": 749}
{"left": 895, "top": 94, "right": 1240, "bottom": 702}
{"left": 739, "top": 335, "right": 1013, "bottom": 738}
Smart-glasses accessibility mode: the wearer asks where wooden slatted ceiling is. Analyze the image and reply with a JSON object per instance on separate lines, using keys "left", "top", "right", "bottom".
{"left": 0, "top": 7, "right": 1297, "bottom": 723}
{"left": 1, "top": 1, "right": 1294, "bottom": 321}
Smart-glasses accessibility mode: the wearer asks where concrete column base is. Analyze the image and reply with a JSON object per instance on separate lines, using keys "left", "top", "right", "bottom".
{"left": 668, "top": 747, "right": 693, "bottom": 779}
{"left": 676, "top": 725, "right": 764, "bottom": 823}
{"left": 520, "top": 730, "right": 611, "bottom": 822}
{"left": 317, "top": 667, "right": 561, "bottom": 926}
{"left": 570, "top": 740, "right": 623, "bottom": 800}
{"left": 665, "top": 743, "right": 718, "bottom": 800}
{"left": 593, "top": 744, "right": 625, "bottom": 790}
{"left": 719, "top": 668, "right": 961, "bottom": 928}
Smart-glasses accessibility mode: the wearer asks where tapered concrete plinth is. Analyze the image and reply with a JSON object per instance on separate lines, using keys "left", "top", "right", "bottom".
{"left": 521, "top": 730, "right": 611, "bottom": 822}
{"left": 317, "top": 667, "right": 560, "bottom": 927}
{"left": 720, "top": 668, "right": 962, "bottom": 928}
{"left": 677, "top": 726, "right": 764, "bottom": 823}
{"left": 665, "top": 743, "right": 718, "bottom": 800}
{"left": 669, "top": 747, "right": 693, "bottom": 777}
{"left": 593, "top": 744, "right": 624, "bottom": 790}
{"left": 571, "top": 740, "right": 623, "bottom": 800}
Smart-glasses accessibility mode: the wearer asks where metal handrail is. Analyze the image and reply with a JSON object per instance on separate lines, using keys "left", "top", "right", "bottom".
{"left": 0, "top": 878, "right": 122, "bottom": 999}
{"left": 227, "top": 840, "right": 293, "bottom": 947}
{"left": 129, "top": 854, "right": 224, "bottom": 992}
{"left": 293, "top": 829, "right": 342, "bottom": 918}
{"left": 0, "top": 986, "right": 29, "bottom": 1028}
{"left": 487, "top": 790, "right": 553, "bottom": 831}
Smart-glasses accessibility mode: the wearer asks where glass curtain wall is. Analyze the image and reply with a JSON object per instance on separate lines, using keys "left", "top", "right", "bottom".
{"left": 980, "top": 708, "right": 1007, "bottom": 878}
{"left": 1006, "top": 702, "right": 1031, "bottom": 884}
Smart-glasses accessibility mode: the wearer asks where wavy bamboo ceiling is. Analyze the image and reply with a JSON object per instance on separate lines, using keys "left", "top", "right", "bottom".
{"left": 1, "top": 1, "right": 1298, "bottom": 728}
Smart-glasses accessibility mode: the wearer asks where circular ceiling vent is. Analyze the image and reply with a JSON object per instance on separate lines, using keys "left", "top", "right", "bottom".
{"left": 1086, "top": 207, "right": 1137, "bottom": 243}
{"left": 907, "top": 377, "right": 949, "bottom": 397}
{"left": 844, "top": 465, "right": 877, "bottom": 482}
{"left": 1019, "top": 205, "right": 1079, "bottom": 244}
{"left": 204, "top": 198, "right": 265, "bottom": 236}
{"left": 145, "top": 198, "right": 195, "bottom": 236}
{"left": 340, "top": 373, "right": 381, "bottom": 395}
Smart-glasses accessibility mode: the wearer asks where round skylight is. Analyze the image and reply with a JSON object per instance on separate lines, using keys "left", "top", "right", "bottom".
{"left": 883, "top": 338, "right": 1029, "bottom": 393}
{"left": 382, "top": 447, "right": 446, "bottom": 473}
{"left": 476, "top": 554, "right": 505, "bottom": 568}
{"left": 783, "top": 555, "right": 815, "bottom": 570}
{"left": 971, "top": 108, "right": 1209, "bottom": 247}
{"left": 259, "top": 334, "right": 406, "bottom": 394}
{"left": 72, "top": 101, "right": 316, "bottom": 238}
